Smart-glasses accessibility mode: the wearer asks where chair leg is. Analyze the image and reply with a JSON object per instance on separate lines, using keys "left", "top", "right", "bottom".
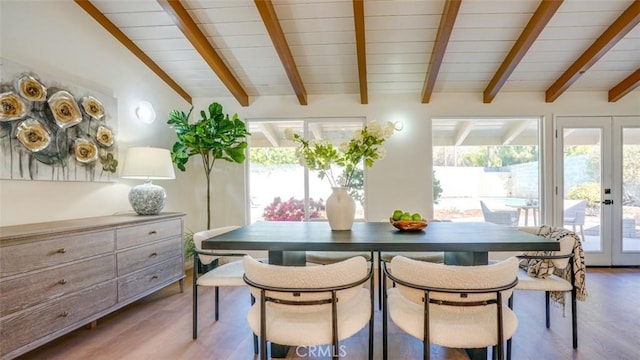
{"left": 382, "top": 272, "right": 388, "bottom": 360}
{"left": 378, "top": 252, "right": 382, "bottom": 310}
{"left": 214, "top": 286, "right": 220, "bottom": 321}
{"left": 579, "top": 225, "right": 585, "bottom": 242}
{"left": 251, "top": 295, "right": 258, "bottom": 355}
{"left": 192, "top": 257, "right": 198, "bottom": 340}
{"left": 571, "top": 288, "right": 578, "bottom": 349}
{"left": 507, "top": 295, "right": 513, "bottom": 360}
{"left": 369, "top": 271, "right": 374, "bottom": 360}
{"left": 545, "top": 291, "right": 550, "bottom": 328}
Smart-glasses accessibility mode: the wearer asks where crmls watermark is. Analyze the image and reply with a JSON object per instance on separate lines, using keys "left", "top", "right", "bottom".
{"left": 295, "top": 345, "right": 347, "bottom": 358}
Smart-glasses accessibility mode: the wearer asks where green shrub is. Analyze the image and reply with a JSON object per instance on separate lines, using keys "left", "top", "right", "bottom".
{"left": 568, "top": 182, "right": 600, "bottom": 208}
{"left": 433, "top": 170, "right": 443, "bottom": 204}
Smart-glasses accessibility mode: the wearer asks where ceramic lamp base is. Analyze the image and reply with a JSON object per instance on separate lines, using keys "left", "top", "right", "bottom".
{"left": 129, "top": 180, "right": 166, "bottom": 215}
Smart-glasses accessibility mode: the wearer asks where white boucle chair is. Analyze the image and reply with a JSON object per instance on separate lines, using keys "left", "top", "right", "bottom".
{"left": 513, "top": 226, "right": 580, "bottom": 349}
{"left": 382, "top": 256, "right": 519, "bottom": 360}
{"left": 377, "top": 219, "right": 446, "bottom": 310}
{"left": 243, "top": 255, "right": 374, "bottom": 360}
{"left": 192, "top": 226, "right": 267, "bottom": 346}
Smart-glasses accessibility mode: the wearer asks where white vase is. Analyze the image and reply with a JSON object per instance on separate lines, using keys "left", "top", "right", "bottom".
{"left": 326, "top": 187, "right": 356, "bottom": 230}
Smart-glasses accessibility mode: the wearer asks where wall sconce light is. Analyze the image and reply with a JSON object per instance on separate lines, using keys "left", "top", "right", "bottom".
{"left": 120, "top": 147, "right": 175, "bottom": 215}
{"left": 394, "top": 121, "right": 404, "bottom": 131}
{"left": 136, "top": 101, "right": 156, "bottom": 124}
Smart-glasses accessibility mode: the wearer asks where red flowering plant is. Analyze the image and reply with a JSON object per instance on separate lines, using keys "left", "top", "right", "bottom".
{"left": 262, "top": 196, "right": 326, "bottom": 221}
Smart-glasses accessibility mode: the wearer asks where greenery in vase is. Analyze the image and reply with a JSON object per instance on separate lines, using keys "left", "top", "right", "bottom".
{"left": 285, "top": 120, "right": 395, "bottom": 189}
{"left": 167, "top": 102, "right": 250, "bottom": 229}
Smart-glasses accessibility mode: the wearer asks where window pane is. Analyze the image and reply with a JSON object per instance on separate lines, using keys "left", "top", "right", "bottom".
{"left": 248, "top": 118, "right": 366, "bottom": 222}
{"left": 433, "top": 118, "right": 540, "bottom": 226}
{"left": 622, "top": 127, "right": 640, "bottom": 251}
{"left": 248, "top": 120, "right": 304, "bottom": 223}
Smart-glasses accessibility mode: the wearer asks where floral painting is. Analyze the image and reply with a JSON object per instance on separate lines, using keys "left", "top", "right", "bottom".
{"left": 0, "top": 58, "right": 118, "bottom": 181}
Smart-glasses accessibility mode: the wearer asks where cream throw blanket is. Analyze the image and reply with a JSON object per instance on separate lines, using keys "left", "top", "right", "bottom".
{"left": 519, "top": 225, "right": 588, "bottom": 309}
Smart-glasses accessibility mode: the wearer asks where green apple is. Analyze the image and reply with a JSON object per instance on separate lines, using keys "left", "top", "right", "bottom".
{"left": 400, "top": 214, "right": 412, "bottom": 221}
{"left": 412, "top": 213, "right": 422, "bottom": 221}
{"left": 392, "top": 209, "right": 403, "bottom": 221}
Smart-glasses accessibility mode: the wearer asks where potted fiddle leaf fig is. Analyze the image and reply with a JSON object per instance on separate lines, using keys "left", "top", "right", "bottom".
{"left": 168, "top": 102, "right": 250, "bottom": 230}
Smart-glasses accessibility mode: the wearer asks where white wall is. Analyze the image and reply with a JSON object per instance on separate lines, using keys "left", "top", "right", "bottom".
{"left": 0, "top": 1, "right": 193, "bottom": 228}
{"left": 1, "top": 1, "right": 638, "bottom": 233}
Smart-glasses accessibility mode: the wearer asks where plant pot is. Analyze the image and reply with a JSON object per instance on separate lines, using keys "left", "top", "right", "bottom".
{"left": 326, "top": 187, "right": 356, "bottom": 230}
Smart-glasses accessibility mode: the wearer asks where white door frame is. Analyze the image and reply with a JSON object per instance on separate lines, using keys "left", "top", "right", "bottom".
{"left": 554, "top": 115, "right": 640, "bottom": 266}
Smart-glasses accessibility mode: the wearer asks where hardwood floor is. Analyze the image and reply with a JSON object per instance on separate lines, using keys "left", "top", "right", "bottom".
{"left": 16, "top": 267, "right": 640, "bottom": 360}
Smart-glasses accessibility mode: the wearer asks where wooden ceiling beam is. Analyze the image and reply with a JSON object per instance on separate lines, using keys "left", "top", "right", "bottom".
{"left": 74, "top": 0, "right": 192, "bottom": 104}
{"left": 484, "top": 0, "right": 562, "bottom": 103}
{"left": 545, "top": 1, "right": 640, "bottom": 102}
{"left": 608, "top": 68, "right": 640, "bottom": 102}
{"left": 254, "top": 0, "right": 307, "bottom": 105}
{"left": 422, "top": 0, "right": 461, "bottom": 104}
{"left": 353, "top": 0, "right": 368, "bottom": 104}
{"left": 157, "top": 0, "right": 249, "bottom": 106}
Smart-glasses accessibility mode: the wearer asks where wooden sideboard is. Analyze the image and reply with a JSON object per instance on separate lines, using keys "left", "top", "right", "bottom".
{"left": 0, "top": 213, "right": 185, "bottom": 359}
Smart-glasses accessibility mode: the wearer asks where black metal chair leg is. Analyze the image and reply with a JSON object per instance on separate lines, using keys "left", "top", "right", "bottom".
{"left": 378, "top": 252, "right": 383, "bottom": 310}
{"left": 250, "top": 294, "right": 258, "bottom": 354}
{"left": 382, "top": 270, "right": 388, "bottom": 360}
{"left": 193, "top": 256, "right": 198, "bottom": 340}
{"left": 214, "top": 286, "right": 220, "bottom": 321}
{"left": 545, "top": 291, "right": 550, "bottom": 328}
{"left": 572, "top": 287, "right": 578, "bottom": 348}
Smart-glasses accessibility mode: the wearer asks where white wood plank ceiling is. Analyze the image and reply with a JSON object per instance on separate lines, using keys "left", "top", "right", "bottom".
{"left": 81, "top": 0, "right": 639, "bottom": 107}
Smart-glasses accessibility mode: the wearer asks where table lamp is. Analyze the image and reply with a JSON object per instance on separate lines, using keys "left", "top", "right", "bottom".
{"left": 121, "top": 147, "right": 175, "bottom": 215}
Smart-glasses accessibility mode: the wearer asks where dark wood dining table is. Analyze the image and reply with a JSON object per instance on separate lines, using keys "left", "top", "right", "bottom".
{"left": 201, "top": 220, "right": 558, "bottom": 266}
{"left": 201, "top": 220, "right": 558, "bottom": 359}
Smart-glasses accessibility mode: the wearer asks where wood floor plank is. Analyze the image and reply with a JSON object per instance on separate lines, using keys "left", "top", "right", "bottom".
{"left": 14, "top": 267, "right": 640, "bottom": 360}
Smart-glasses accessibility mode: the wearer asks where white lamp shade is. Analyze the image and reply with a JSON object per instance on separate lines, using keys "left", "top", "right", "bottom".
{"left": 121, "top": 147, "right": 175, "bottom": 180}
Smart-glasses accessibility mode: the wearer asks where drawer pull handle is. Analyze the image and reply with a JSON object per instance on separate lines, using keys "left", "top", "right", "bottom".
{"left": 57, "top": 248, "right": 66, "bottom": 254}
{"left": 58, "top": 279, "right": 67, "bottom": 285}
{"left": 150, "top": 252, "right": 158, "bottom": 257}
{"left": 58, "top": 312, "right": 68, "bottom": 318}
{"left": 148, "top": 230, "right": 157, "bottom": 235}
{"left": 151, "top": 275, "right": 158, "bottom": 280}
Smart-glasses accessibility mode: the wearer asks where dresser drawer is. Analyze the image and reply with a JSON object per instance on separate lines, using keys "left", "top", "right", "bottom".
{"left": 116, "top": 237, "right": 182, "bottom": 276}
{"left": 116, "top": 219, "right": 182, "bottom": 249}
{"left": 117, "top": 259, "right": 183, "bottom": 302}
{"left": 0, "top": 255, "right": 115, "bottom": 318}
{"left": 0, "top": 280, "right": 117, "bottom": 357}
{"left": 0, "top": 230, "right": 115, "bottom": 276}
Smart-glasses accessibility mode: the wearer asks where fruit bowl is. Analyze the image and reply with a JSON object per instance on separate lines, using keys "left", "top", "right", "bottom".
{"left": 389, "top": 217, "right": 428, "bottom": 231}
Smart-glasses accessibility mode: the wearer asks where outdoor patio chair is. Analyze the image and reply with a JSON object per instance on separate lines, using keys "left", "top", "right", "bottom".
{"left": 563, "top": 200, "right": 586, "bottom": 240}
{"left": 480, "top": 201, "right": 519, "bottom": 226}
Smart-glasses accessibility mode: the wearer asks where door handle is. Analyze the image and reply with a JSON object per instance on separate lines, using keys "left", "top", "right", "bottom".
{"left": 601, "top": 199, "right": 613, "bottom": 205}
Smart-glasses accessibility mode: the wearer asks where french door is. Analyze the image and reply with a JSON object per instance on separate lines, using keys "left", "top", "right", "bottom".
{"left": 554, "top": 116, "right": 640, "bottom": 266}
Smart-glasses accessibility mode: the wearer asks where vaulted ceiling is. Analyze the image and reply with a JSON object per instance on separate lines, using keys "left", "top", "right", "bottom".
{"left": 77, "top": 0, "right": 639, "bottom": 107}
